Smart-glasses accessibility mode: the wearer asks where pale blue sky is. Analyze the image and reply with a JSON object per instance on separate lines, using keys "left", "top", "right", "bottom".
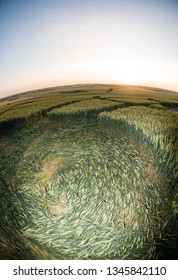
{"left": 0, "top": 0, "right": 178, "bottom": 98}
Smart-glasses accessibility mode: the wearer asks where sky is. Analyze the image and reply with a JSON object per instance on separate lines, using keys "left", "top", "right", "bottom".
{"left": 0, "top": 0, "right": 178, "bottom": 98}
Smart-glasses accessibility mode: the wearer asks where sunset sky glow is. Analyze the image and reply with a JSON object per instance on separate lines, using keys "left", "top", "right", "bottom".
{"left": 0, "top": 0, "right": 178, "bottom": 98}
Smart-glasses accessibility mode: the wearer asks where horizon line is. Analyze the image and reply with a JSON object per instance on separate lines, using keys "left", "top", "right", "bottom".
{"left": 1, "top": 82, "right": 178, "bottom": 101}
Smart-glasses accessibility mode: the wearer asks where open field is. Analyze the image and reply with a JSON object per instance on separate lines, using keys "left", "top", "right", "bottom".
{"left": 0, "top": 84, "right": 178, "bottom": 259}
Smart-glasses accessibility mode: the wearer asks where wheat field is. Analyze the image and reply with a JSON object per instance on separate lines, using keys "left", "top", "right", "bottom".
{"left": 0, "top": 84, "right": 178, "bottom": 259}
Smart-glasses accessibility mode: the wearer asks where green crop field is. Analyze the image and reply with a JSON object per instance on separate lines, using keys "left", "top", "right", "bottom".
{"left": 0, "top": 84, "right": 178, "bottom": 259}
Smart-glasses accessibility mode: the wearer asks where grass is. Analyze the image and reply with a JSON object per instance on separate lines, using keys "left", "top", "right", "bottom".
{"left": 0, "top": 84, "right": 178, "bottom": 259}
{"left": 99, "top": 106, "right": 178, "bottom": 257}
{"left": 48, "top": 99, "right": 124, "bottom": 121}
{"left": 0, "top": 121, "right": 161, "bottom": 259}
{"left": 0, "top": 94, "right": 91, "bottom": 130}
